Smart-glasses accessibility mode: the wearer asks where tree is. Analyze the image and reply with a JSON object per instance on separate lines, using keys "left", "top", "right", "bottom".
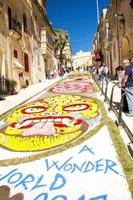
{"left": 53, "top": 29, "right": 69, "bottom": 68}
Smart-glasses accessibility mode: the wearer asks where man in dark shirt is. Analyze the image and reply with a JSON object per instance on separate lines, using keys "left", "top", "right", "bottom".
{"left": 122, "top": 59, "right": 133, "bottom": 116}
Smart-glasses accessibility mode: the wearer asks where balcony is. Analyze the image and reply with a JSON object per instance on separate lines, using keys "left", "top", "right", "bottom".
{"left": 24, "top": 0, "right": 32, "bottom": 9}
{"left": 9, "top": 18, "right": 22, "bottom": 40}
{"left": 41, "top": 28, "right": 53, "bottom": 57}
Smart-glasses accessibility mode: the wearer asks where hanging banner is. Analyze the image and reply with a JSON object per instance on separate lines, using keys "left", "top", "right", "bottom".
{"left": 95, "top": 52, "right": 102, "bottom": 61}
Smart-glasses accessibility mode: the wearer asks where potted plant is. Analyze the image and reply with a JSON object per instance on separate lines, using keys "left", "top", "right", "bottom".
{"left": 8, "top": 79, "right": 17, "bottom": 95}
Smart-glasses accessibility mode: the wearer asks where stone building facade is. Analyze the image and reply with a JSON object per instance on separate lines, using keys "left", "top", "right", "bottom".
{"left": 92, "top": 0, "right": 133, "bottom": 76}
{"left": 92, "top": 9, "right": 107, "bottom": 69}
{"left": 0, "top": 0, "right": 54, "bottom": 91}
{"left": 72, "top": 50, "right": 92, "bottom": 71}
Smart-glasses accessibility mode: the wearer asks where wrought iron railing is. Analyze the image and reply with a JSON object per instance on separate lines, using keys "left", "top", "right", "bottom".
{"left": 90, "top": 70, "right": 133, "bottom": 158}
{"left": 90, "top": 71, "right": 133, "bottom": 141}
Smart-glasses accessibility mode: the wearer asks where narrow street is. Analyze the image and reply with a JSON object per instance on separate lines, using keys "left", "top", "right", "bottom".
{"left": 0, "top": 0, "right": 133, "bottom": 199}
{"left": 0, "top": 72, "right": 132, "bottom": 200}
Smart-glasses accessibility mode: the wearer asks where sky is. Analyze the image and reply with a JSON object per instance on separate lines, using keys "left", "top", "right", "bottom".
{"left": 47, "top": 0, "right": 109, "bottom": 55}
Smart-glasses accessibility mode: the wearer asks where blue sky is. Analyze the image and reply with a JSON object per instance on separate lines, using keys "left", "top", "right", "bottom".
{"left": 47, "top": 0, "right": 109, "bottom": 55}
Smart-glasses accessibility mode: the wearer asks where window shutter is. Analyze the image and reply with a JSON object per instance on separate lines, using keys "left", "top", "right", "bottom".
{"left": 23, "top": 13, "right": 27, "bottom": 33}
{"left": 14, "top": 50, "right": 18, "bottom": 58}
{"left": 8, "top": 7, "right": 12, "bottom": 29}
{"left": 24, "top": 53, "right": 29, "bottom": 72}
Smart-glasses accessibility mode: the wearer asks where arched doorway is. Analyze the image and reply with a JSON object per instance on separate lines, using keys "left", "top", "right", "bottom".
{"left": 121, "top": 37, "right": 130, "bottom": 61}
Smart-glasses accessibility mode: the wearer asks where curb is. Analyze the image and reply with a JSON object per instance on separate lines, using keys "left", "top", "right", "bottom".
{"left": 0, "top": 77, "right": 62, "bottom": 117}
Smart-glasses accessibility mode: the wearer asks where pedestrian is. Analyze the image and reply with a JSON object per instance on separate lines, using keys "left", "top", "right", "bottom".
{"left": 122, "top": 59, "right": 133, "bottom": 116}
{"left": 59, "top": 66, "right": 65, "bottom": 76}
{"left": 102, "top": 63, "right": 109, "bottom": 78}
{"left": 92, "top": 65, "right": 97, "bottom": 75}
{"left": 46, "top": 72, "right": 48, "bottom": 79}
{"left": 115, "top": 65, "right": 125, "bottom": 86}
{"left": 98, "top": 63, "right": 108, "bottom": 81}
{"left": 47, "top": 69, "right": 50, "bottom": 79}
{"left": 98, "top": 65, "right": 104, "bottom": 80}
{"left": 116, "top": 65, "right": 128, "bottom": 112}
{"left": 72, "top": 66, "right": 74, "bottom": 71}
{"left": 50, "top": 68, "right": 54, "bottom": 79}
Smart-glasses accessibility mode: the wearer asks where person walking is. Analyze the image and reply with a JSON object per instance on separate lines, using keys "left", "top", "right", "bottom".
{"left": 98, "top": 63, "right": 108, "bottom": 81}
{"left": 122, "top": 59, "right": 133, "bottom": 116}
{"left": 103, "top": 63, "right": 109, "bottom": 78}
{"left": 98, "top": 65, "right": 104, "bottom": 80}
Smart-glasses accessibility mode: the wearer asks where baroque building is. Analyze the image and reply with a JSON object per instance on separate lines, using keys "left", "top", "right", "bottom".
{"left": 0, "top": 0, "right": 54, "bottom": 90}
{"left": 72, "top": 50, "right": 92, "bottom": 71}
{"left": 92, "top": 9, "right": 107, "bottom": 69}
{"left": 92, "top": 0, "right": 133, "bottom": 76}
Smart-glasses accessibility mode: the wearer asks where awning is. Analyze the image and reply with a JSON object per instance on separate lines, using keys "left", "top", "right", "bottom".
{"left": 13, "top": 60, "right": 24, "bottom": 69}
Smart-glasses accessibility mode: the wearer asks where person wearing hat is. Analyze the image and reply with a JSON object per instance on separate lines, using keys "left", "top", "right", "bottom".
{"left": 122, "top": 59, "right": 133, "bottom": 116}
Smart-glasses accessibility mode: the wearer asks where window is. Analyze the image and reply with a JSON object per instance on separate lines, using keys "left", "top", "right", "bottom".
{"left": 24, "top": 53, "right": 29, "bottom": 72}
{"left": 19, "top": 72, "right": 23, "bottom": 77}
{"left": 14, "top": 49, "right": 18, "bottom": 58}
{"left": 23, "top": 13, "right": 27, "bottom": 33}
{"left": 8, "top": 7, "right": 12, "bottom": 29}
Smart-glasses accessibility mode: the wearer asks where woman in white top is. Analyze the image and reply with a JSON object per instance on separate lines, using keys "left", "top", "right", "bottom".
{"left": 116, "top": 66, "right": 125, "bottom": 85}
{"left": 116, "top": 65, "right": 128, "bottom": 112}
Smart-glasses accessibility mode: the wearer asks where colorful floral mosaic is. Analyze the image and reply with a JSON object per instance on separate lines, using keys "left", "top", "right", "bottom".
{"left": 49, "top": 81, "right": 96, "bottom": 93}
{"left": 65, "top": 76, "right": 88, "bottom": 82}
{"left": 0, "top": 95, "right": 100, "bottom": 152}
{"left": 0, "top": 72, "right": 132, "bottom": 200}
{"left": 49, "top": 73, "right": 97, "bottom": 94}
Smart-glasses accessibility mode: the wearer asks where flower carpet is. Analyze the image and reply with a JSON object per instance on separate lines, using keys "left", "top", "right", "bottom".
{"left": 0, "top": 72, "right": 132, "bottom": 200}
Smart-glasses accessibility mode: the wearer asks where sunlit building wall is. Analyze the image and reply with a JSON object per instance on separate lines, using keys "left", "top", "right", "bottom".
{"left": 0, "top": 0, "right": 54, "bottom": 90}
{"left": 93, "top": 0, "right": 133, "bottom": 76}
{"left": 72, "top": 50, "right": 92, "bottom": 70}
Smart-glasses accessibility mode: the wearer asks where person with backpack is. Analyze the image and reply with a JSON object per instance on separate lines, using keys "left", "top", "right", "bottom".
{"left": 122, "top": 59, "right": 133, "bottom": 116}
